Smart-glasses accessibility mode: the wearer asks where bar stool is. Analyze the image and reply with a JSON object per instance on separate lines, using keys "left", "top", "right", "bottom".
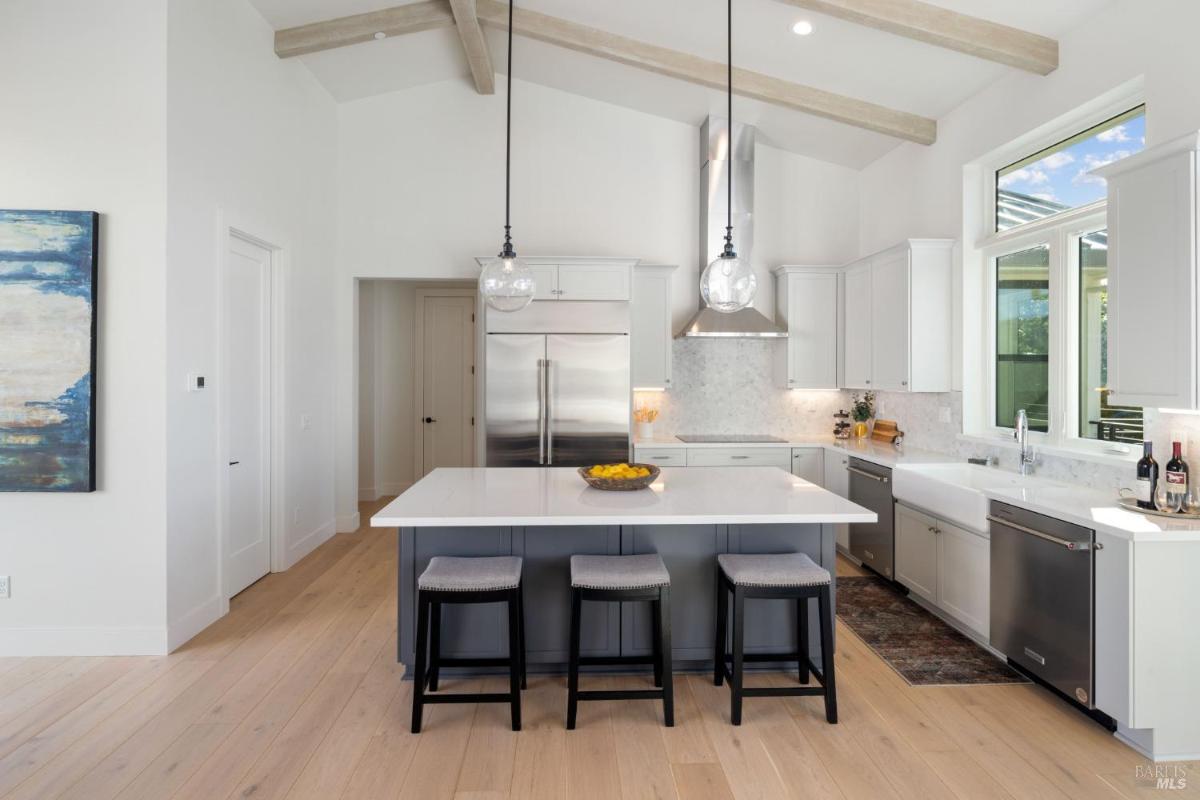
{"left": 567, "top": 554, "right": 674, "bottom": 729}
{"left": 713, "top": 553, "right": 837, "bottom": 726}
{"left": 411, "top": 556, "right": 526, "bottom": 733}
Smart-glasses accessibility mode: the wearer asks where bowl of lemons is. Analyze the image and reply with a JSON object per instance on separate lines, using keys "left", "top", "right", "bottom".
{"left": 578, "top": 462, "right": 660, "bottom": 491}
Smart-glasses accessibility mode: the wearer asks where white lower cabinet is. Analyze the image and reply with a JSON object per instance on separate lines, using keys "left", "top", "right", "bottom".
{"left": 895, "top": 502, "right": 989, "bottom": 638}
{"left": 823, "top": 452, "right": 850, "bottom": 552}
{"left": 789, "top": 447, "right": 824, "bottom": 485}
{"left": 634, "top": 447, "right": 686, "bottom": 466}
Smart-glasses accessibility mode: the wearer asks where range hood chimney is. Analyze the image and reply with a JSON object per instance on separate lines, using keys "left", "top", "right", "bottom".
{"left": 678, "top": 116, "right": 786, "bottom": 338}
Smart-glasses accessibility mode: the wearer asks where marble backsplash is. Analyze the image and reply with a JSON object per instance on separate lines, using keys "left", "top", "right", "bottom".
{"left": 639, "top": 338, "right": 1200, "bottom": 492}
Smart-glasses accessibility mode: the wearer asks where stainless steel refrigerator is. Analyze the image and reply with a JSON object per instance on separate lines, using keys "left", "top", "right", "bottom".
{"left": 485, "top": 302, "right": 630, "bottom": 467}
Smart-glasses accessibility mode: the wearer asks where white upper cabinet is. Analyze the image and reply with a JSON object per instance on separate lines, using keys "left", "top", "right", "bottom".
{"left": 842, "top": 261, "right": 873, "bottom": 389}
{"left": 631, "top": 264, "right": 676, "bottom": 390}
{"left": 1096, "top": 134, "right": 1200, "bottom": 409}
{"left": 773, "top": 266, "right": 839, "bottom": 390}
{"left": 478, "top": 257, "right": 636, "bottom": 302}
{"left": 840, "top": 239, "right": 954, "bottom": 393}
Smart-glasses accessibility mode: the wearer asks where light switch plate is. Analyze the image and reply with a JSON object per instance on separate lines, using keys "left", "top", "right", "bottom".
{"left": 0, "top": 576, "right": 10, "bottom": 599}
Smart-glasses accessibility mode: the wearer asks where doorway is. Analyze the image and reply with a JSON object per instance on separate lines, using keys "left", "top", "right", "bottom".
{"left": 223, "top": 232, "right": 275, "bottom": 597}
{"left": 413, "top": 290, "right": 476, "bottom": 479}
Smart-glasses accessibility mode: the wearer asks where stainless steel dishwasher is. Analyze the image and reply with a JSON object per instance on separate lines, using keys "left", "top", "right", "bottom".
{"left": 989, "top": 501, "right": 1098, "bottom": 708}
{"left": 847, "top": 458, "right": 894, "bottom": 578}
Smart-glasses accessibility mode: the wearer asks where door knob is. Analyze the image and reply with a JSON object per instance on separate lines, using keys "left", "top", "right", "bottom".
{"left": 423, "top": 417, "right": 436, "bottom": 424}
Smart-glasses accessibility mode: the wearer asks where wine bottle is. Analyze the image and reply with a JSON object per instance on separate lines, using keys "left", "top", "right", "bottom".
{"left": 1165, "top": 441, "right": 1189, "bottom": 509}
{"left": 1135, "top": 442, "right": 1158, "bottom": 510}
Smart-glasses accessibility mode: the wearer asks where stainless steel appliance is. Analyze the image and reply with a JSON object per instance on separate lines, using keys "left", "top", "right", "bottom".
{"left": 847, "top": 458, "right": 894, "bottom": 577}
{"left": 678, "top": 117, "right": 786, "bottom": 339}
{"left": 485, "top": 301, "right": 630, "bottom": 467}
{"left": 675, "top": 434, "right": 786, "bottom": 443}
{"left": 989, "top": 501, "right": 1098, "bottom": 707}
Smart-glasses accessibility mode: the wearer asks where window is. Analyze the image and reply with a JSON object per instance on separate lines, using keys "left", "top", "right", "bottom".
{"left": 981, "top": 104, "right": 1148, "bottom": 455}
{"left": 996, "top": 106, "right": 1145, "bottom": 232}
{"left": 996, "top": 246, "right": 1049, "bottom": 432}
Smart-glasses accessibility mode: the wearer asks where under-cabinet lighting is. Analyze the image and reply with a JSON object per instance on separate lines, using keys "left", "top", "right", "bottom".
{"left": 633, "top": 387, "right": 666, "bottom": 392}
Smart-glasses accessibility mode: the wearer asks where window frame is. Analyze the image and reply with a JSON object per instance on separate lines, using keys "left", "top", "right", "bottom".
{"left": 980, "top": 204, "right": 1136, "bottom": 457}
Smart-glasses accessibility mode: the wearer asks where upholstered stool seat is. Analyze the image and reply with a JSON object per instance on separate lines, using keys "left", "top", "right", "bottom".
{"left": 566, "top": 553, "right": 674, "bottom": 730}
{"left": 714, "top": 552, "right": 837, "bottom": 726}
{"left": 570, "top": 554, "right": 670, "bottom": 590}
{"left": 716, "top": 553, "right": 831, "bottom": 588}
{"left": 419, "top": 556, "right": 524, "bottom": 592}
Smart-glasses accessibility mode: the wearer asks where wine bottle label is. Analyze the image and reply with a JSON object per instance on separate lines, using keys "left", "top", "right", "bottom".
{"left": 1136, "top": 478, "right": 1152, "bottom": 502}
{"left": 1166, "top": 470, "right": 1187, "bottom": 486}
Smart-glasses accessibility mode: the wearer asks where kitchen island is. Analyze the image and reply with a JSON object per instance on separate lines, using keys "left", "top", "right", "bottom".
{"left": 372, "top": 466, "right": 875, "bottom": 673}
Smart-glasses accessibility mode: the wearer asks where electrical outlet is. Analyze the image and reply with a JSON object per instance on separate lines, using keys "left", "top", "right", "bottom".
{"left": 0, "top": 576, "right": 10, "bottom": 599}
{"left": 299, "top": 414, "right": 312, "bottom": 431}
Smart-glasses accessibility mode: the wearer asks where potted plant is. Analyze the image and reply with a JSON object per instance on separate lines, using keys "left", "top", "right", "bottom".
{"left": 850, "top": 391, "right": 875, "bottom": 439}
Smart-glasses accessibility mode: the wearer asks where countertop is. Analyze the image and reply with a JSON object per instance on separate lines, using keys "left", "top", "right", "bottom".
{"left": 983, "top": 486, "right": 1200, "bottom": 543}
{"left": 634, "top": 435, "right": 956, "bottom": 468}
{"left": 371, "top": 466, "right": 877, "bottom": 528}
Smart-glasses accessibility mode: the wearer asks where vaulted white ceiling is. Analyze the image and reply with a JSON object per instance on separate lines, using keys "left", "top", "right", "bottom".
{"left": 247, "top": 0, "right": 1113, "bottom": 167}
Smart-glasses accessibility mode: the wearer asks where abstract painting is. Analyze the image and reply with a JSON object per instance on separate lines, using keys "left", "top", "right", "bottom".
{"left": 0, "top": 210, "right": 98, "bottom": 492}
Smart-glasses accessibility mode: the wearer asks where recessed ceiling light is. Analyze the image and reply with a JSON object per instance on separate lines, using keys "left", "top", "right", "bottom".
{"left": 792, "top": 20, "right": 813, "bottom": 36}
{"left": 374, "top": 31, "right": 387, "bottom": 40}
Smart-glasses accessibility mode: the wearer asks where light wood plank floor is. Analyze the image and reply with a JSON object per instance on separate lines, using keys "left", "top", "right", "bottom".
{"left": 1, "top": 498, "right": 1194, "bottom": 800}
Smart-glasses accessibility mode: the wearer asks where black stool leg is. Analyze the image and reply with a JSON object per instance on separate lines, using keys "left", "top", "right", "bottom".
{"left": 730, "top": 586, "right": 745, "bottom": 726}
{"left": 797, "top": 595, "right": 810, "bottom": 685}
{"left": 411, "top": 591, "right": 430, "bottom": 733}
{"left": 507, "top": 588, "right": 522, "bottom": 731}
{"left": 651, "top": 597, "right": 664, "bottom": 688}
{"left": 518, "top": 583, "right": 528, "bottom": 690}
{"left": 566, "top": 588, "right": 582, "bottom": 730}
{"left": 659, "top": 587, "right": 674, "bottom": 727}
{"left": 818, "top": 586, "right": 838, "bottom": 724}
{"left": 714, "top": 568, "right": 727, "bottom": 687}
{"left": 428, "top": 600, "right": 442, "bottom": 692}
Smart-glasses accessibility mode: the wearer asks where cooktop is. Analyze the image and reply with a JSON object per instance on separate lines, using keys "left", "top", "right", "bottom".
{"left": 674, "top": 434, "right": 787, "bottom": 443}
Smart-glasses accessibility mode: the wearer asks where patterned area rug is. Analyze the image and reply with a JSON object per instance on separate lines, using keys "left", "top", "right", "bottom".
{"left": 836, "top": 575, "right": 1028, "bottom": 687}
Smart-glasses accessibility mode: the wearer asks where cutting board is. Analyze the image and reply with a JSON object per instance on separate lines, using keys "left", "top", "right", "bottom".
{"left": 871, "top": 419, "right": 901, "bottom": 443}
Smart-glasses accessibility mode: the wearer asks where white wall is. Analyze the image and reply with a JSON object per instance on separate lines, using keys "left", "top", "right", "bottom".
{"left": 164, "top": 0, "right": 339, "bottom": 647}
{"left": 334, "top": 79, "right": 860, "bottom": 525}
{"left": 357, "top": 281, "right": 378, "bottom": 499}
{"left": 0, "top": 0, "right": 169, "bottom": 655}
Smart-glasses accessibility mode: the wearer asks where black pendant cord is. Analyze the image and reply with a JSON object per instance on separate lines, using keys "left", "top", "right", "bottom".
{"left": 722, "top": 0, "right": 736, "bottom": 259}
{"left": 500, "top": 0, "right": 516, "bottom": 259}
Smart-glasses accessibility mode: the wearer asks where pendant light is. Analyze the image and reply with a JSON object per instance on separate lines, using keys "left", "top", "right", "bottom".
{"left": 699, "top": 0, "right": 756, "bottom": 313}
{"left": 479, "top": 0, "right": 535, "bottom": 312}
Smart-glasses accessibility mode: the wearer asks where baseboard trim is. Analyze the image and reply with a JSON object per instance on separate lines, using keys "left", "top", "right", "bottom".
{"left": 358, "top": 487, "right": 381, "bottom": 502}
{"left": 167, "top": 595, "right": 224, "bottom": 652}
{"left": 0, "top": 625, "right": 169, "bottom": 656}
{"left": 286, "top": 519, "right": 336, "bottom": 568}
{"left": 378, "top": 481, "right": 412, "bottom": 497}
{"left": 335, "top": 511, "right": 361, "bottom": 534}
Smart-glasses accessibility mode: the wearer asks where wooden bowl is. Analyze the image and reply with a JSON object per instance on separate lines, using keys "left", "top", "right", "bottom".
{"left": 577, "top": 464, "right": 661, "bottom": 491}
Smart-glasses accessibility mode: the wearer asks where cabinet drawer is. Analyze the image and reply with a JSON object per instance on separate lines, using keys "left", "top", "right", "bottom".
{"left": 685, "top": 447, "right": 791, "bottom": 469}
{"left": 635, "top": 447, "right": 687, "bottom": 465}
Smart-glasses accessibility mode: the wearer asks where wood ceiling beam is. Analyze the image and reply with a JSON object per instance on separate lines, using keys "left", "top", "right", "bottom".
{"left": 274, "top": 1, "right": 454, "bottom": 59}
{"left": 473, "top": 0, "right": 934, "bottom": 144}
{"left": 274, "top": 0, "right": 937, "bottom": 145}
{"left": 776, "top": 0, "right": 1058, "bottom": 75}
{"left": 449, "top": 0, "right": 495, "bottom": 94}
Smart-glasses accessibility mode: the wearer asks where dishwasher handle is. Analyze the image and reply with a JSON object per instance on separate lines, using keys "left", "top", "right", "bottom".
{"left": 847, "top": 465, "right": 889, "bottom": 484}
{"left": 987, "top": 514, "right": 1102, "bottom": 551}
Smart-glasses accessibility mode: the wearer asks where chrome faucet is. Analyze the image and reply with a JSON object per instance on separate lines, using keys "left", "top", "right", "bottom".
{"left": 1014, "top": 409, "right": 1036, "bottom": 475}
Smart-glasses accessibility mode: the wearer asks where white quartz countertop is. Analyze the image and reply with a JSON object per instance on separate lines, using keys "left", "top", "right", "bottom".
{"left": 984, "top": 486, "right": 1200, "bottom": 543}
{"left": 634, "top": 435, "right": 953, "bottom": 468}
{"left": 371, "top": 467, "right": 877, "bottom": 528}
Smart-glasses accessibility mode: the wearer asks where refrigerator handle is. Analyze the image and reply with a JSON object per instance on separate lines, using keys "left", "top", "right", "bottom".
{"left": 544, "top": 359, "right": 553, "bottom": 465}
{"left": 537, "top": 358, "right": 546, "bottom": 465}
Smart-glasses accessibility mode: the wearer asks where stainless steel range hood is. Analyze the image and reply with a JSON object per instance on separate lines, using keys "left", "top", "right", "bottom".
{"left": 679, "top": 116, "right": 786, "bottom": 338}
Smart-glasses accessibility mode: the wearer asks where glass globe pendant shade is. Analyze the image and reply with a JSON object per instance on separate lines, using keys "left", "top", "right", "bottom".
{"left": 700, "top": 252, "right": 756, "bottom": 313}
{"left": 479, "top": 253, "right": 536, "bottom": 312}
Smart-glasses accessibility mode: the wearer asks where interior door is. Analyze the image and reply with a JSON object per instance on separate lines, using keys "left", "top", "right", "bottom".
{"left": 546, "top": 334, "right": 629, "bottom": 466}
{"left": 419, "top": 295, "right": 475, "bottom": 477}
{"left": 842, "top": 261, "right": 873, "bottom": 388}
{"left": 870, "top": 250, "right": 911, "bottom": 391}
{"left": 225, "top": 235, "right": 272, "bottom": 597}
{"left": 485, "top": 334, "right": 545, "bottom": 466}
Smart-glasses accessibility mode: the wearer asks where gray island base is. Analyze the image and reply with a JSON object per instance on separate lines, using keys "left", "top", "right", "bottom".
{"left": 372, "top": 467, "right": 876, "bottom": 676}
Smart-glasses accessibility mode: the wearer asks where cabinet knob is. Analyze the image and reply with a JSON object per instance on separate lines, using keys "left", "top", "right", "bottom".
{"left": 865, "top": 379, "right": 871, "bottom": 384}
{"left": 902, "top": 380, "right": 908, "bottom": 387}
